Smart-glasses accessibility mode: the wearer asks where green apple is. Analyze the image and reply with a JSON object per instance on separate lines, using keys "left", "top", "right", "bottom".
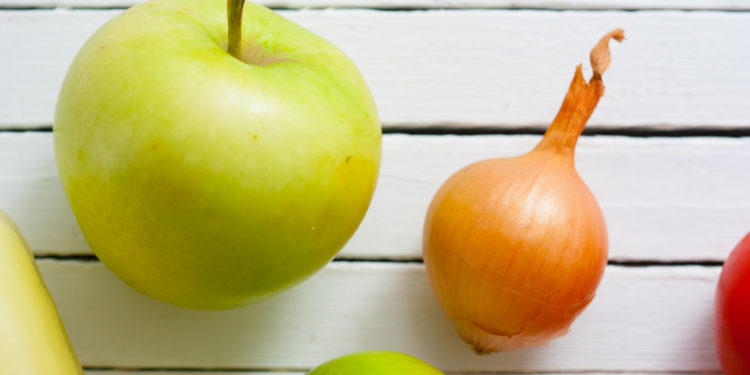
{"left": 308, "top": 351, "right": 445, "bottom": 375}
{"left": 0, "top": 210, "right": 84, "bottom": 374}
{"left": 54, "top": 0, "right": 381, "bottom": 309}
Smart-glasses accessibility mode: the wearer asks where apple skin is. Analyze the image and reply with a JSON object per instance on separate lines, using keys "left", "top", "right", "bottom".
{"left": 307, "top": 351, "right": 445, "bottom": 375}
{"left": 54, "top": 0, "right": 381, "bottom": 309}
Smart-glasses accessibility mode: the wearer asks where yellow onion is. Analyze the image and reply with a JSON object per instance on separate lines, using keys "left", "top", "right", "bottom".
{"left": 423, "top": 29, "right": 624, "bottom": 353}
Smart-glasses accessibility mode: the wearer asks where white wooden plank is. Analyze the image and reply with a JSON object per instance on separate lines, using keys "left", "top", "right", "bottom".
{"left": 2, "top": 10, "right": 749, "bottom": 129}
{"left": 2, "top": 133, "right": 748, "bottom": 261}
{"left": 2, "top": 0, "right": 748, "bottom": 10}
{"left": 42, "top": 260, "right": 721, "bottom": 372}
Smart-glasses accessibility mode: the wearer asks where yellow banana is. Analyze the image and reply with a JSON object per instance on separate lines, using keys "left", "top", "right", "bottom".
{"left": 0, "top": 210, "right": 84, "bottom": 374}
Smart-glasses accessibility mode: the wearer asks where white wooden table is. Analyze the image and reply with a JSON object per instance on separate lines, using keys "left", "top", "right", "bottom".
{"left": 2, "top": 1, "right": 749, "bottom": 373}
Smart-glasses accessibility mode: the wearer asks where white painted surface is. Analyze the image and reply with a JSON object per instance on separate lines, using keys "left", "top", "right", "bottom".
{"left": 42, "top": 260, "right": 721, "bottom": 372}
{"left": 3, "top": 0, "right": 748, "bottom": 9}
{"left": 1, "top": 133, "right": 747, "bottom": 261}
{"left": 2, "top": 10, "right": 750, "bottom": 129}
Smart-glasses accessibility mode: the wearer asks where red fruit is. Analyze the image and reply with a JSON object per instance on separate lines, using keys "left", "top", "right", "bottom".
{"left": 715, "top": 232, "right": 750, "bottom": 374}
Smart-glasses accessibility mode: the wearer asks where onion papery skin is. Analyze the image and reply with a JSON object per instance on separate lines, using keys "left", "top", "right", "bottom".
{"left": 423, "top": 56, "right": 618, "bottom": 353}
{"left": 424, "top": 149, "right": 607, "bottom": 352}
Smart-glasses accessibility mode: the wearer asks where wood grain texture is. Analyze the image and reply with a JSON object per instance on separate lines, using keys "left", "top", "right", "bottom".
{"left": 2, "top": 133, "right": 748, "bottom": 261}
{"left": 42, "top": 260, "right": 721, "bottom": 372}
{"left": 3, "top": 0, "right": 749, "bottom": 9}
{"left": 1, "top": 9, "right": 749, "bottom": 129}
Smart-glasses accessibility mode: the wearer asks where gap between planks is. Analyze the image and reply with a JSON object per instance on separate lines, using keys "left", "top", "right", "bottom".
{"left": 2, "top": 0, "right": 750, "bottom": 10}
{"left": 4, "top": 126, "right": 750, "bottom": 138}
{"left": 33, "top": 254, "right": 727, "bottom": 268}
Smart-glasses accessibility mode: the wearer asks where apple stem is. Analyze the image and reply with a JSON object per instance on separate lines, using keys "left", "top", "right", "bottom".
{"left": 227, "top": 0, "right": 246, "bottom": 60}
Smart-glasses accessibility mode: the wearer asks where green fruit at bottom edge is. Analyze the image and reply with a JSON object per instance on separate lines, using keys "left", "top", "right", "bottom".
{"left": 0, "top": 210, "right": 84, "bottom": 374}
{"left": 54, "top": 0, "right": 381, "bottom": 310}
{"left": 308, "top": 351, "right": 445, "bottom": 375}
